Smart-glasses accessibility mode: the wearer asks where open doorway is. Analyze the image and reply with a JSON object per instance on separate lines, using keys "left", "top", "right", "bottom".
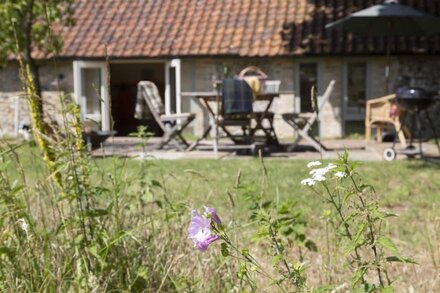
{"left": 110, "top": 62, "right": 165, "bottom": 136}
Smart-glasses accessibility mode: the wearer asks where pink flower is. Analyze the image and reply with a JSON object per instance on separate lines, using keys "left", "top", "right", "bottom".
{"left": 188, "top": 208, "right": 220, "bottom": 251}
{"left": 204, "top": 206, "right": 222, "bottom": 224}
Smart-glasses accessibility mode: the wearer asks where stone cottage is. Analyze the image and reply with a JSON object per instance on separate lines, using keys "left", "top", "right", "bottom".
{"left": 1, "top": 0, "right": 439, "bottom": 139}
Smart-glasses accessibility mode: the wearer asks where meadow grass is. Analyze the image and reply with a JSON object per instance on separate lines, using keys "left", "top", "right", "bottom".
{"left": 2, "top": 143, "right": 439, "bottom": 291}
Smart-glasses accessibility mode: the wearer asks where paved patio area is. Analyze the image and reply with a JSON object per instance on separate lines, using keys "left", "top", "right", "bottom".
{"left": 91, "top": 136, "right": 440, "bottom": 161}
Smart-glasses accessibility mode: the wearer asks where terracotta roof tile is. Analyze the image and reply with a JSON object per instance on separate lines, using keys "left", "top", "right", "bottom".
{"left": 56, "top": 0, "right": 440, "bottom": 59}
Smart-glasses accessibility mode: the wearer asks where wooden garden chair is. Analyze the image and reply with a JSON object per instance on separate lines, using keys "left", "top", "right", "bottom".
{"left": 365, "top": 94, "right": 407, "bottom": 148}
{"left": 135, "top": 81, "right": 195, "bottom": 150}
{"left": 282, "top": 80, "right": 335, "bottom": 153}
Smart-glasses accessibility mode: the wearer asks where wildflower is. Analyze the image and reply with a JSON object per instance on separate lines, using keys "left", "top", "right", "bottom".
{"left": 301, "top": 178, "right": 316, "bottom": 186}
{"left": 188, "top": 209, "right": 220, "bottom": 251}
{"left": 17, "top": 218, "right": 29, "bottom": 240}
{"left": 88, "top": 274, "right": 99, "bottom": 292}
{"left": 301, "top": 162, "right": 338, "bottom": 186}
{"left": 204, "top": 206, "right": 221, "bottom": 224}
{"left": 334, "top": 171, "right": 346, "bottom": 178}
{"left": 307, "top": 161, "right": 322, "bottom": 168}
{"left": 310, "top": 163, "right": 337, "bottom": 176}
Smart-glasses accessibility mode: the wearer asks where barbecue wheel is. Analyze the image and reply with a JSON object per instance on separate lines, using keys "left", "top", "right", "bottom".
{"left": 383, "top": 148, "right": 396, "bottom": 161}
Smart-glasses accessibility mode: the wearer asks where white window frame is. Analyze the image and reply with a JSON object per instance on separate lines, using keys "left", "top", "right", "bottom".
{"left": 73, "top": 61, "right": 110, "bottom": 131}
{"left": 165, "top": 59, "right": 182, "bottom": 115}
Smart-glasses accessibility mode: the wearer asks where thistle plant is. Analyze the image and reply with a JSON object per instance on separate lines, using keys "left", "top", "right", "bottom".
{"left": 129, "top": 125, "right": 153, "bottom": 158}
{"left": 301, "top": 152, "right": 415, "bottom": 292}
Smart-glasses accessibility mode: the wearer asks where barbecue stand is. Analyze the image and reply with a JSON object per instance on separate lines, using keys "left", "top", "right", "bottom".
{"left": 383, "top": 87, "right": 440, "bottom": 161}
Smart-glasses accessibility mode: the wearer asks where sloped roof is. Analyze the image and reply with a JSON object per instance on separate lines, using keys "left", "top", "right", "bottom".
{"left": 58, "top": 0, "right": 440, "bottom": 58}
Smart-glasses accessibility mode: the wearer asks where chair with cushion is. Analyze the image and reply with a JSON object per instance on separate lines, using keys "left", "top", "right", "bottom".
{"left": 135, "top": 81, "right": 195, "bottom": 150}
{"left": 282, "top": 80, "right": 335, "bottom": 153}
{"left": 217, "top": 78, "right": 254, "bottom": 144}
{"left": 238, "top": 66, "right": 280, "bottom": 145}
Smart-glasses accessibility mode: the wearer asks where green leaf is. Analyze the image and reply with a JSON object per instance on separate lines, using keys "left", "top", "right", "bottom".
{"left": 83, "top": 209, "right": 109, "bottom": 218}
{"left": 151, "top": 180, "right": 162, "bottom": 187}
{"left": 345, "top": 223, "right": 365, "bottom": 254}
{"left": 262, "top": 200, "right": 272, "bottom": 209}
{"left": 343, "top": 190, "right": 355, "bottom": 203}
{"left": 371, "top": 209, "right": 398, "bottom": 221}
{"left": 313, "top": 285, "right": 336, "bottom": 293}
{"left": 305, "top": 240, "right": 318, "bottom": 252}
{"left": 153, "top": 199, "right": 163, "bottom": 208}
{"left": 351, "top": 266, "right": 367, "bottom": 288}
{"left": 0, "top": 246, "right": 15, "bottom": 257}
{"left": 381, "top": 286, "right": 395, "bottom": 293}
{"left": 237, "top": 262, "right": 247, "bottom": 279}
{"left": 386, "top": 256, "right": 417, "bottom": 264}
{"left": 271, "top": 255, "right": 282, "bottom": 266}
{"left": 280, "top": 226, "right": 293, "bottom": 236}
{"left": 377, "top": 236, "right": 399, "bottom": 256}
{"left": 277, "top": 202, "right": 293, "bottom": 214}
{"left": 87, "top": 244, "right": 107, "bottom": 268}
{"left": 353, "top": 223, "right": 366, "bottom": 245}
{"left": 344, "top": 241, "right": 357, "bottom": 255}
{"left": 220, "top": 242, "right": 229, "bottom": 257}
{"left": 136, "top": 266, "right": 148, "bottom": 279}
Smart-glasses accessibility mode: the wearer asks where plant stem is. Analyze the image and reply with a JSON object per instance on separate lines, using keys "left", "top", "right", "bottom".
{"left": 349, "top": 174, "right": 384, "bottom": 287}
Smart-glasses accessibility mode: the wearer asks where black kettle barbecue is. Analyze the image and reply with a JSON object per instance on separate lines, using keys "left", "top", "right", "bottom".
{"left": 383, "top": 87, "right": 440, "bottom": 161}
{"left": 395, "top": 87, "right": 434, "bottom": 112}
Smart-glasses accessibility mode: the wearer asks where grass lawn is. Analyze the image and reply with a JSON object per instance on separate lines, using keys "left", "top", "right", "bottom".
{"left": 3, "top": 143, "right": 440, "bottom": 291}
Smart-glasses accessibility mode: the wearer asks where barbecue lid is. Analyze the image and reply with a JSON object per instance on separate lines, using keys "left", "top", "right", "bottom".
{"left": 396, "top": 87, "right": 430, "bottom": 100}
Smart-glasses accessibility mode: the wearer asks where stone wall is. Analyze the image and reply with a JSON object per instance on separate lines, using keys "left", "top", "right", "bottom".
{"left": 0, "top": 61, "right": 73, "bottom": 136}
{"left": 0, "top": 91, "right": 74, "bottom": 136}
{"left": 0, "top": 93, "right": 28, "bottom": 136}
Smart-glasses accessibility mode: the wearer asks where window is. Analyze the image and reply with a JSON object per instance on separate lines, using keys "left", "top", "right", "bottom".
{"left": 81, "top": 68, "right": 102, "bottom": 117}
{"left": 346, "top": 62, "right": 367, "bottom": 119}
{"left": 299, "top": 63, "right": 317, "bottom": 112}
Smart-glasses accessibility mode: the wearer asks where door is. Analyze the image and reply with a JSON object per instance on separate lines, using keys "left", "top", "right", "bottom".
{"left": 73, "top": 61, "right": 110, "bottom": 131}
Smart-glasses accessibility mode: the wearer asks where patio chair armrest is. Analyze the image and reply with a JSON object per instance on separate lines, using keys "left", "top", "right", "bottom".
{"left": 366, "top": 94, "right": 396, "bottom": 106}
{"left": 160, "top": 113, "right": 196, "bottom": 121}
{"left": 282, "top": 112, "right": 314, "bottom": 120}
{"left": 297, "top": 112, "right": 314, "bottom": 119}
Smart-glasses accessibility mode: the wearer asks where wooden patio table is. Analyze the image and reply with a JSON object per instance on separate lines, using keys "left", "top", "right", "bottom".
{"left": 181, "top": 91, "right": 280, "bottom": 151}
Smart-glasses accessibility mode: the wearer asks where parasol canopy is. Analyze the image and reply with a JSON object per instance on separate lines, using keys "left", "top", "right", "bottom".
{"left": 326, "top": 0, "right": 440, "bottom": 92}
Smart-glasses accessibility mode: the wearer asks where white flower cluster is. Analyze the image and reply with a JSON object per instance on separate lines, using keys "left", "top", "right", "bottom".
{"left": 334, "top": 171, "right": 346, "bottom": 178}
{"left": 301, "top": 161, "right": 346, "bottom": 186}
{"left": 307, "top": 161, "right": 322, "bottom": 168}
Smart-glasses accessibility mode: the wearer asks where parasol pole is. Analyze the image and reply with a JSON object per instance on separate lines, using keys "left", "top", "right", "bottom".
{"left": 213, "top": 80, "right": 220, "bottom": 158}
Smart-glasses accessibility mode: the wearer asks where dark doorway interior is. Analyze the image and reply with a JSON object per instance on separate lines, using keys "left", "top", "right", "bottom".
{"left": 110, "top": 63, "right": 165, "bottom": 136}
